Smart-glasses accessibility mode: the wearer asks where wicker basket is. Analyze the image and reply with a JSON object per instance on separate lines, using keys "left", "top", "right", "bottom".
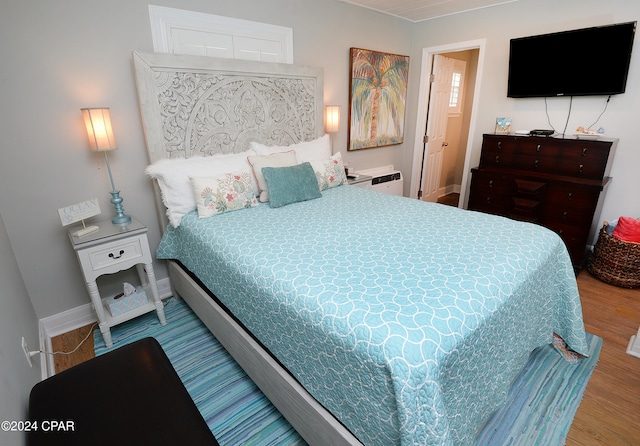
{"left": 587, "top": 223, "right": 640, "bottom": 288}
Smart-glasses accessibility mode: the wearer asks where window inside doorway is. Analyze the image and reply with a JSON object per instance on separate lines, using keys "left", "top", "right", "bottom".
{"left": 448, "top": 59, "right": 467, "bottom": 116}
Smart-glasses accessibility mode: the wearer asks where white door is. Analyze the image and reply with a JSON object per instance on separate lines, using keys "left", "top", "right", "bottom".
{"left": 421, "top": 55, "right": 453, "bottom": 202}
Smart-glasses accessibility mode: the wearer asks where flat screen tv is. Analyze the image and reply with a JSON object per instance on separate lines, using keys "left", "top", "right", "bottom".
{"left": 507, "top": 21, "right": 636, "bottom": 98}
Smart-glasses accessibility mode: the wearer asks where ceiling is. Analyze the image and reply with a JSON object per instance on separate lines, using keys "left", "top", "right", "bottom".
{"left": 339, "top": 0, "right": 519, "bottom": 22}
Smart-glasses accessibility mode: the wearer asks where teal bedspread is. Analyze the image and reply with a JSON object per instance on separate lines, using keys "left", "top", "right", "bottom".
{"left": 157, "top": 185, "right": 588, "bottom": 446}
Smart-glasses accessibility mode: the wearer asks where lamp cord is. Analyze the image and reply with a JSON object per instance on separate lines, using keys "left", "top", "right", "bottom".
{"left": 39, "top": 322, "right": 98, "bottom": 356}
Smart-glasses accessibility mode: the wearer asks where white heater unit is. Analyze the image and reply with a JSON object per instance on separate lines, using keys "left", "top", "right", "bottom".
{"left": 355, "top": 165, "right": 403, "bottom": 197}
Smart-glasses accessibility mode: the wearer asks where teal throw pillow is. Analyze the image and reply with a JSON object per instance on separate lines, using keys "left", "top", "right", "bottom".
{"left": 261, "top": 162, "right": 322, "bottom": 208}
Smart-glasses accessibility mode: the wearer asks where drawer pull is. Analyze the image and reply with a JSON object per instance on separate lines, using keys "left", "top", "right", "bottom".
{"left": 495, "top": 155, "right": 500, "bottom": 164}
{"left": 579, "top": 164, "right": 584, "bottom": 173}
{"left": 562, "top": 211, "right": 568, "bottom": 220}
{"left": 536, "top": 144, "right": 541, "bottom": 152}
{"left": 497, "top": 141, "right": 502, "bottom": 149}
{"left": 582, "top": 148, "right": 587, "bottom": 156}
{"left": 567, "top": 192, "right": 573, "bottom": 201}
{"left": 534, "top": 159, "right": 539, "bottom": 168}
{"left": 108, "top": 249, "right": 125, "bottom": 260}
{"left": 488, "top": 180, "right": 494, "bottom": 188}
{"left": 486, "top": 197, "right": 492, "bottom": 204}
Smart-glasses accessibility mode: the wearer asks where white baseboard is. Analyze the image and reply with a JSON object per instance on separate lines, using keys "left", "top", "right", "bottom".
{"left": 38, "top": 277, "right": 172, "bottom": 378}
{"left": 438, "top": 185, "right": 460, "bottom": 198}
{"left": 437, "top": 184, "right": 462, "bottom": 199}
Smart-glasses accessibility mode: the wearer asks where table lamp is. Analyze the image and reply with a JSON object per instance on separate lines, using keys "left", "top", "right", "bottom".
{"left": 81, "top": 107, "right": 131, "bottom": 224}
{"left": 324, "top": 105, "right": 340, "bottom": 151}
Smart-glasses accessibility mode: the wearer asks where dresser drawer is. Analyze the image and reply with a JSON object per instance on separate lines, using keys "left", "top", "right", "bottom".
{"left": 561, "top": 139, "right": 612, "bottom": 160}
{"left": 479, "top": 149, "right": 517, "bottom": 169}
{"left": 512, "top": 154, "right": 557, "bottom": 173}
{"left": 479, "top": 135, "right": 518, "bottom": 168}
{"left": 468, "top": 190, "right": 512, "bottom": 215}
{"left": 513, "top": 178, "right": 546, "bottom": 198}
{"left": 86, "top": 237, "right": 144, "bottom": 271}
{"left": 558, "top": 148, "right": 609, "bottom": 179}
{"left": 540, "top": 206, "right": 594, "bottom": 226}
{"left": 470, "top": 170, "right": 514, "bottom": 194}
{"left": 542, "top": 221, "right": 589, "bottom": 264}
{"left": 544, "top": 184, "right": 601, "bottom": 210}
{"left": 557, "top": 141, "right": 609, "bottom": 180}
{"left": 481, "top": 135, "right": 518, "bottom": 152}
{"left": 518, "top": 139, "right": 561, "bottom": 158}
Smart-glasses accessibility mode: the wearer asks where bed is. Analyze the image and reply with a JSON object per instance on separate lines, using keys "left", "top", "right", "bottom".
{"left": 133, "top": 51, "right": 589, "bottom": 446}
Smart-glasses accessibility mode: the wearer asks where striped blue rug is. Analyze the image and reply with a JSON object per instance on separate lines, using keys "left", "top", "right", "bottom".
{"left": 475, "top": 331, "right": 602, "bottom": 445}
{"left": 95, "top": 298, "right": 601, "bottom": 446}
{"left": 94, "top": 298, "right": 306, "bottom": 446}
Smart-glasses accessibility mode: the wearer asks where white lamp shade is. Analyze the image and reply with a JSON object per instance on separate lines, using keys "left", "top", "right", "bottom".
{"left": 325, "top": 105, "right": 341, "bottom": 134}
{"left": 82, "top": 108, "right": 117, "bottom": 151}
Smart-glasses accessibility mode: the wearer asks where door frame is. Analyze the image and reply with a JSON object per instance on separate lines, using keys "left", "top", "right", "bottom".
{"left": 410, "top": 39, "right": 486, "bottom": 208}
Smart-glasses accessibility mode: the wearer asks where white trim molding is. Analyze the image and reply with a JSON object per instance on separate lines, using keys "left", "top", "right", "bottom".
{"left": 410, "top": 39, "right": 486, "bottom": 209}
{"left": 149, "top": 5, "right": 294, "bottom": 63}
{"left": 38, "top": 277, "right": 172, "bottom": 377}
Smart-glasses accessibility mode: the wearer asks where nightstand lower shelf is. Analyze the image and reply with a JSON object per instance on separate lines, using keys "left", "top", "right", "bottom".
{"left": 99, "top": 284, "right": 165, "bottom": 330}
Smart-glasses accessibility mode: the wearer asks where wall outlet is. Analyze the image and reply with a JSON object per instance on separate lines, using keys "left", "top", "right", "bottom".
{"left": 22, "top": 337, "right": 34, "bottom": 367}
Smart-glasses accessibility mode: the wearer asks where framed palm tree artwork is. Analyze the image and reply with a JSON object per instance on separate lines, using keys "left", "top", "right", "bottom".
{"left": 348, "top": 48, "right": 409, "bottom": 151}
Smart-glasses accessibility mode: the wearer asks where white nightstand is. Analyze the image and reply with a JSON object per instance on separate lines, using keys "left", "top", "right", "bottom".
{"left": 68, "top": 217, "right": 166, "bottom": 347}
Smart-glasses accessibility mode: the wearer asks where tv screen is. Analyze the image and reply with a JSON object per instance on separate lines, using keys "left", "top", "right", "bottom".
{"left": 508, "top": 21, "right": 636, "bottom": 98}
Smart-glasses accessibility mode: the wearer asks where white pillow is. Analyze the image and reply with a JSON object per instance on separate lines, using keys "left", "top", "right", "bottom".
{"left": 251, "top": 134, "right": 331, "bottom": 163}
{"left": 145, "top": 150, "right": 257, "bottom": 227}
{"left": 247, "top": 151, "right": 298, "bottom": 202}
{"left": 190, "top": 172, "right": 258, "bottom": 219}
{"left": 309, "top": 151, "right": 347, "bottom": 190}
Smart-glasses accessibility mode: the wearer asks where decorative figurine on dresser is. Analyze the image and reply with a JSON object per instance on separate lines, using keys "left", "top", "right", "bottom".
{"left": 468, "top": 133, "right": 617, "bottom": 269}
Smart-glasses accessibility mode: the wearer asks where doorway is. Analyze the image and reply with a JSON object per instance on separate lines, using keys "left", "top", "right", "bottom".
{"left": 410, "top": 40, "right": 486, "bottom": 209}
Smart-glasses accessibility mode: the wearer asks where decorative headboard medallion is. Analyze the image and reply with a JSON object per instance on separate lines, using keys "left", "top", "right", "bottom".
{"left": 133, "top": 51, "right": 324, "bottom": 163}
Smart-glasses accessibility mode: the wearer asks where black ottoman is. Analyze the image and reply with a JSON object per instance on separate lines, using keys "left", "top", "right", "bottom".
{"left": 28, "top": 337, "right": 218, "bottom": 445}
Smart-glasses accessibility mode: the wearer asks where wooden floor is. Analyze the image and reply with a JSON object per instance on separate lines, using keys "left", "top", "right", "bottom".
{"left": 50, "top": 322, "right": 96, "bottom": 374}
{"left": 437, "top": 192, "right": 460, "bottom": 207}
{"left": 567, "top": 271, "right": 640, "bottom": 445}
{"left": 51, "top": 270, "right": 640, "bottom": 444}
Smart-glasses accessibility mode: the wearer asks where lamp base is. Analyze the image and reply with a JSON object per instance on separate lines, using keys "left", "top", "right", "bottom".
{"left": 110, "top": 191, "right": 131, "bottom": 225}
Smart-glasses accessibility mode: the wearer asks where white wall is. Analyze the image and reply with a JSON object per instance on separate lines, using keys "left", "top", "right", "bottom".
{"left": 0, "top": 212, "right": 41, "bottom": 446}
{"left": 1, "top": 1, "right": 638, "bottom": 436}
{"left": 0, "top": 0, "right": 412, "bottom": 319}
{"left": 1, "top": 0, "right": 639, "bottom": 322}
{"left": 405, "top": 0, "right": 640, "bottom": 243}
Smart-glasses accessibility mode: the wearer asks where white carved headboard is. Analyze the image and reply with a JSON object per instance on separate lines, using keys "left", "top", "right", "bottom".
{"left": 132, "top": 51, "right": 324, "bottom": 228}
{"left": 133, "top": 51, "right": 324, "bottom": 163}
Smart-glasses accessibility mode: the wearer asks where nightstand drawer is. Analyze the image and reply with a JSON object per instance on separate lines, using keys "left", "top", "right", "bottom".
{"left": 87, "top": 237, "right": 144, "bottom": 271}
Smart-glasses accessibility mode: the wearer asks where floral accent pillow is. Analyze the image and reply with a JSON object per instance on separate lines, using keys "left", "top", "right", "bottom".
{"left": 144, "top": 149, "right": 258, "bottom": 227}
{"left": 190, "top": 171, "right": 258, "bottom": 218}
{"left": 310, "top": 151, "right": 347, "bottom": 190}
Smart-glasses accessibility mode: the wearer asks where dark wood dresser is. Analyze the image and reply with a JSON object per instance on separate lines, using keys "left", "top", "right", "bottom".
{"left": 468, "top": 133, "right": 617, "bottom": 268}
